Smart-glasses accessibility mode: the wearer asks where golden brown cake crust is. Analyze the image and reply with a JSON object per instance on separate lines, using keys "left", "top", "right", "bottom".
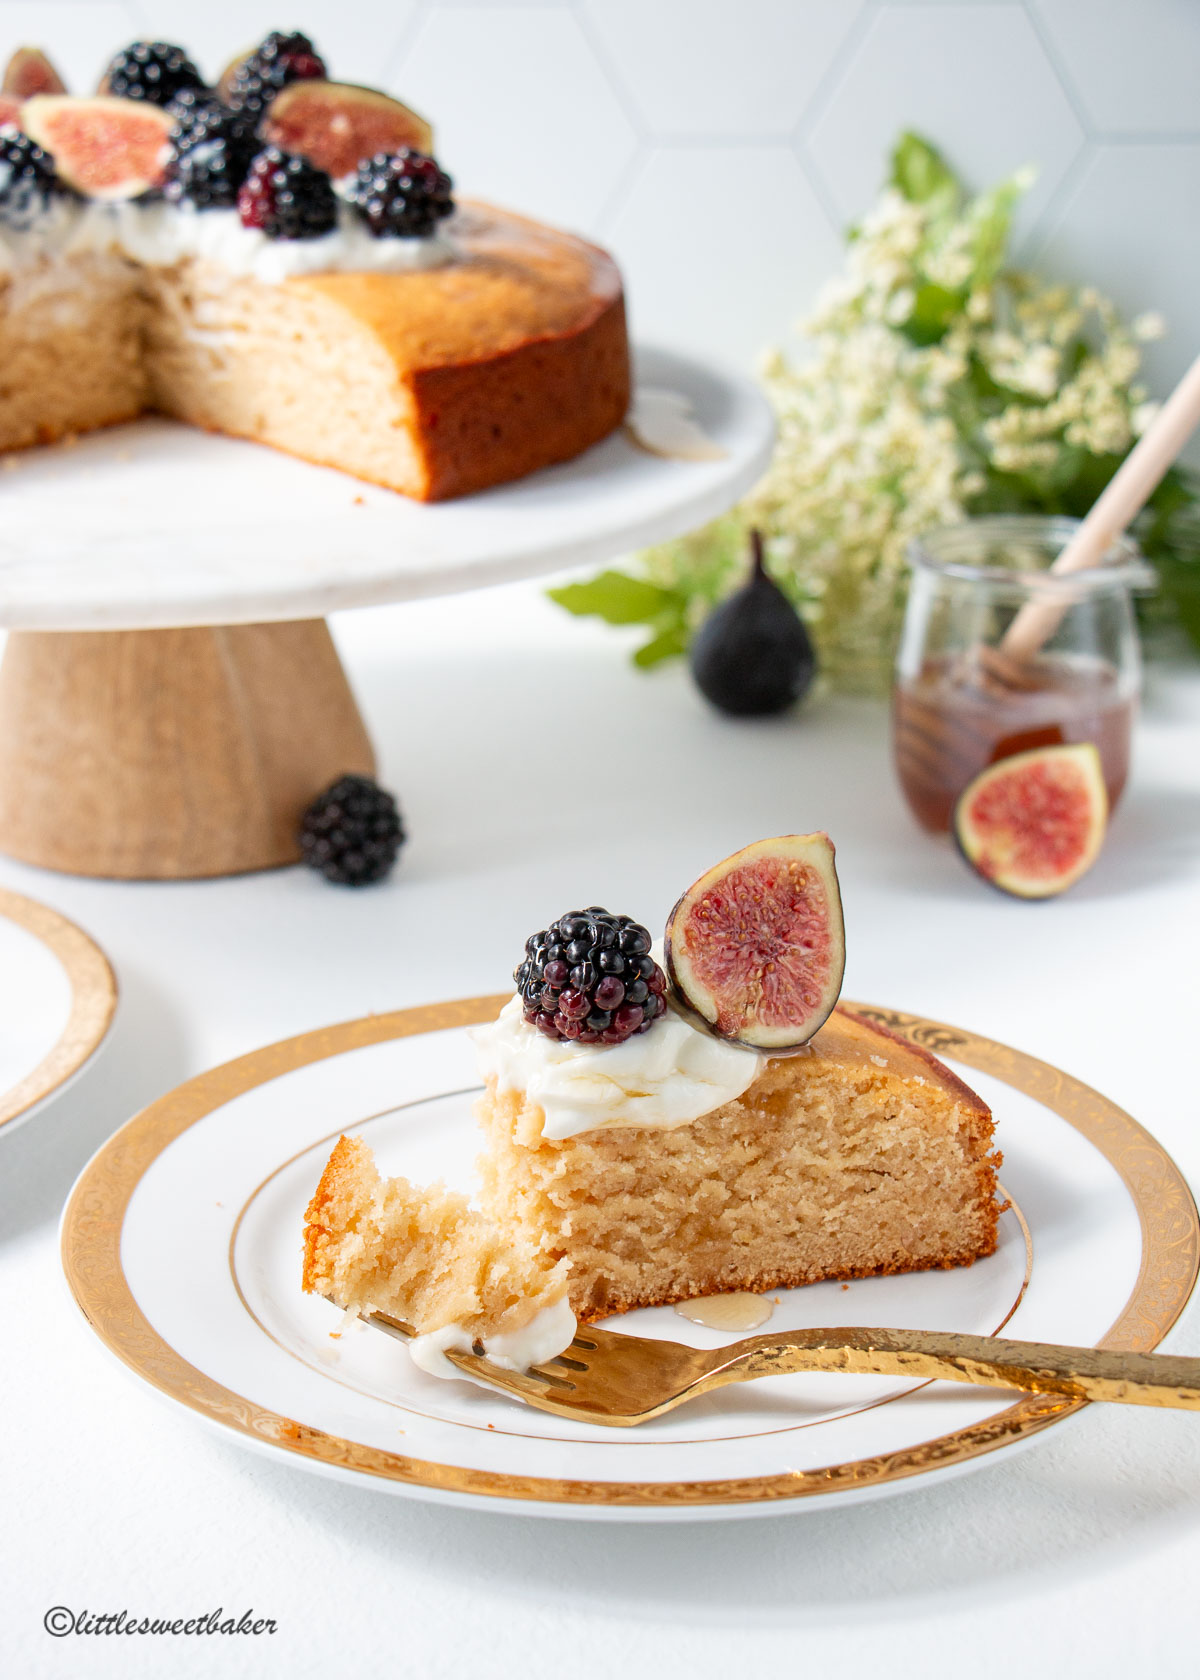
{"left": 291, "top": 203, "right": 623, "bottom": 369}
{"left": 301, "top": 1133, "right": 357, "bottom": 1297}
{"left": 574, "top": 1245, "right": 1001, "bottom": 1324}
{"left": 831, "top": 1008, "right": 993, "bottom": 1115}
{"left": 289, "top": 203, "right": 631, "bottom": 500}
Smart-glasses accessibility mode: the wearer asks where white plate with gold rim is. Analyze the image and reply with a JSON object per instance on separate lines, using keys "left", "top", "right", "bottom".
{"left": 61, "top": 996, "right": 1198, "bottom": 1521}
{"left": 0, "top": 888, "right": 117, "bottom": 1136}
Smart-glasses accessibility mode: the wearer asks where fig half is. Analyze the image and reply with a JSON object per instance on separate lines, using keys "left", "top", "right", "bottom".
{"left": 954, "top": 743, "right": 1108, "bottom": 899}
{"left": 665, "top": 834, "right": 846, "bottom": 1050}
{"left": 259, "top": 80, "right": 433, "bottom": 179}
{"left": 20, "top": 95, "right": 172, "bottom": 197}
{"left": 3, "top": 47, "right": 67, "bottom": 99}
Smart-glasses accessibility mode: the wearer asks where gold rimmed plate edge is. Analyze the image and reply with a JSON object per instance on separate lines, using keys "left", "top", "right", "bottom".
{"left": 0, "top": 887, "right": 118, "bottom": 1133}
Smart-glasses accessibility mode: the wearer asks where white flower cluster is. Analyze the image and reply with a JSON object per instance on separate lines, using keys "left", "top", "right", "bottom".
{"left": 641, "top": 148, "right": 1164, "bottom": 693}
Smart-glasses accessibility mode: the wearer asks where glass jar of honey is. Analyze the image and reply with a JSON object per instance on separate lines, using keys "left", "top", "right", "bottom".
{"left": 892, "top": 516, "right": 1155, "bottom": 833}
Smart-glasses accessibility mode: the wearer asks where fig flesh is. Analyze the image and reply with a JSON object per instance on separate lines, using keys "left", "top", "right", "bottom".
{"left": 954, "top": 743, "right": 1108, "bottom": 899}
{"left": 259, "top": 81, "right": 433, "bottom": 179}
{"left": 665, "top": 834, "right": 845, "bottom": 1050}
{"left": 689, "top": 531, "right": 815, "bottom": 716}
{"left": 20, "top": 95, "right": 172, "bottom": 197}
{"left": 0, "top": 96, "right": 21, "bottom": 130}
{"left": 3, "top": 47, "right": 67, "bottom": 99}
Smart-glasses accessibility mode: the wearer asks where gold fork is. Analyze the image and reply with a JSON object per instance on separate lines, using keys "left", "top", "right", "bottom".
{"left": 360, "top": 1309, "right": 1200, "bottom": 1426}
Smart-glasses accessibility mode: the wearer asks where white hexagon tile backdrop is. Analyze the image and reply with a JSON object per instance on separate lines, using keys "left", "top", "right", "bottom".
{"left": 3, "top": 0, "right": 1196, "bottom": 395}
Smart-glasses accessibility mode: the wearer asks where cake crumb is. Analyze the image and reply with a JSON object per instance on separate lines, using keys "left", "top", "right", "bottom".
{"left": 353, "top": 495, "right": 365, "bottom": 505}
{"left": 841, "top": 1283, "right": 849, "bottom": 1291}
{"left": 486, "top": 1423, "right": 495, "bottom": 1430}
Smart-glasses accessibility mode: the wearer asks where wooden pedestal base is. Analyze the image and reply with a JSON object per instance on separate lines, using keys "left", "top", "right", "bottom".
{"left": 0, "top": 620, "right": 375, "bottom": 879}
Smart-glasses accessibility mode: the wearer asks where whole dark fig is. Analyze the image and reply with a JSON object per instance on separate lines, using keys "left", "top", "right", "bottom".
{"left": 689, "top": 531, "right": 816, "bottom": 716}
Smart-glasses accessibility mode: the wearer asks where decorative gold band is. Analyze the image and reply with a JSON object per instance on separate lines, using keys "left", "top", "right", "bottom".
{"left": 0, "top": 888, "right": 117, "bottom": 1131}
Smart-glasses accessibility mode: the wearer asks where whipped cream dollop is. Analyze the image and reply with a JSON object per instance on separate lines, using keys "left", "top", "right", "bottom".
{"left": 472, "top": 994, "right": 765, "bottom": 1140}
{"left": 0, "top": 197, "right": 455, "bottom": 282}
{"left": 409, "top": 1296, "right": 577, "bottom": 1381}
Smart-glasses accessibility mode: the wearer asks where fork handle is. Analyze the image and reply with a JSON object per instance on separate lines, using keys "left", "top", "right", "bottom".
{"left": 702, "top": 1327, "right": 1200, "bottom": 1409}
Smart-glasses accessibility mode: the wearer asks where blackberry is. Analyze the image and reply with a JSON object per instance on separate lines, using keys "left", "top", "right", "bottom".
{"left": 515, "top": 909, "right": 669, "bottom": 1045}
{"left": 165, "top": 106, "right": 259, "bottom": 210}
{"left": 165, "top": 86, "right": 228, "bottom": 142}
{"left": 299, "top": 775, "right": 405, "bottom": 887}
{"left": 237, "top": 147, "right": 337, "bottom": 239}
{"left": 104, "top": 41, "right": 206, "bottom": 107}
{"left": 347, "top": 149, "right": 455, "bottom": 239}
{"left": 0, "top": 130, "right": 65, "bottom": 231}
{"left": 225, "top": 31, "right": 327, "bottom": 121}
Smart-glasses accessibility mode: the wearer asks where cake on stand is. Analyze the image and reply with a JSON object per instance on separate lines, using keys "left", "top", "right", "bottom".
{"left": 0, "top": 347, "right": 773, "bottom": 880}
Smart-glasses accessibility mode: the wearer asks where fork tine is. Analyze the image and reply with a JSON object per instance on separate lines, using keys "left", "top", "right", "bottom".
{"left": 442, "top": 1347, "right": 578, "bottom": 1405}
{"left": 355, "top": 1305, "right": 416, "bottom": 1340}
{"left": 546, "top": 1352, "right": 589, "bottom": 1372}
{"left": 356, "top": 1305, "right": 686, "bottom": 1424}
{"left": 356, "top": 1304, "right": 583, "bottom": 1400}
{"left": 527, "top": 1323, "right": 618, "bottom": 1378}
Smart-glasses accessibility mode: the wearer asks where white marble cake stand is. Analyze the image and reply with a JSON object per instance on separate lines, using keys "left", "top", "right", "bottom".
{"left": 0, "top": 346, "right": 773, "bottom": 879}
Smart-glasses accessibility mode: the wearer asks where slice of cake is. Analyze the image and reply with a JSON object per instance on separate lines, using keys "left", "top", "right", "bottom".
{"left": 0, "top": 31, "right": 630, "bottom": 499}
{"left": 303, "top": 840, "right": 1002, "bottom": 1383}
{"left": 474, "top": 1000, "right": 999, "bottom": 1322}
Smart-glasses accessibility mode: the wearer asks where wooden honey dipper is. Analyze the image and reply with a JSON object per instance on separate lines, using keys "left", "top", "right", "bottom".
{"left": 894, "top": 349, "right": 1200, "bottom": 827}
{"left": 983, "top": 347, "right": 1200, "bottom": 683}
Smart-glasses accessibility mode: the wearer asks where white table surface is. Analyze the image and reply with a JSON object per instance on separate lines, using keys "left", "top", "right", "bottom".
{"left": 3, "top": 576, "right": 1198, "bottom": 1679}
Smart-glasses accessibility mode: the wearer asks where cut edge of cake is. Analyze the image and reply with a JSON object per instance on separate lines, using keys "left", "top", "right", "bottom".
{"left": 302, "top": 1133, "right": 570, "bottom": 1334}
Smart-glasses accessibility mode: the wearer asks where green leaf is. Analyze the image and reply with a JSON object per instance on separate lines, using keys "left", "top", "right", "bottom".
{"left": 900, "top": 282, "right": 961, "bottom": 347}
{"left": 966, "top": 174, "right": 1027, "bottom": 286}
{"left": 546, "top": 570, "right": 677, "bottom": 626}
{"left": 890, "top": 131, "right": 957, "bottom": 204}
{"left": 633, "top": 623, "right": 691, "bottom": 668}
{"left": 1065, "top": 337, "right": 1090, "bottom": 378}
{"left": 1153, "top": 561, "right": 1200, "bottom": 654}
{"left": 968, "top": 466, "right": 1038, "bottom": 516}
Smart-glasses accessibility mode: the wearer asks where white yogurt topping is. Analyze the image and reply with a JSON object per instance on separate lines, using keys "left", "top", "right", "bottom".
{"left": 409, "top": 1296, "right": 577, "bottom": 1382}
{"left": 471, "top": 994, "right": 765, "bottom": 1141}
{"left": 0, "top": 196, "right": 455, "bottom": 282}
